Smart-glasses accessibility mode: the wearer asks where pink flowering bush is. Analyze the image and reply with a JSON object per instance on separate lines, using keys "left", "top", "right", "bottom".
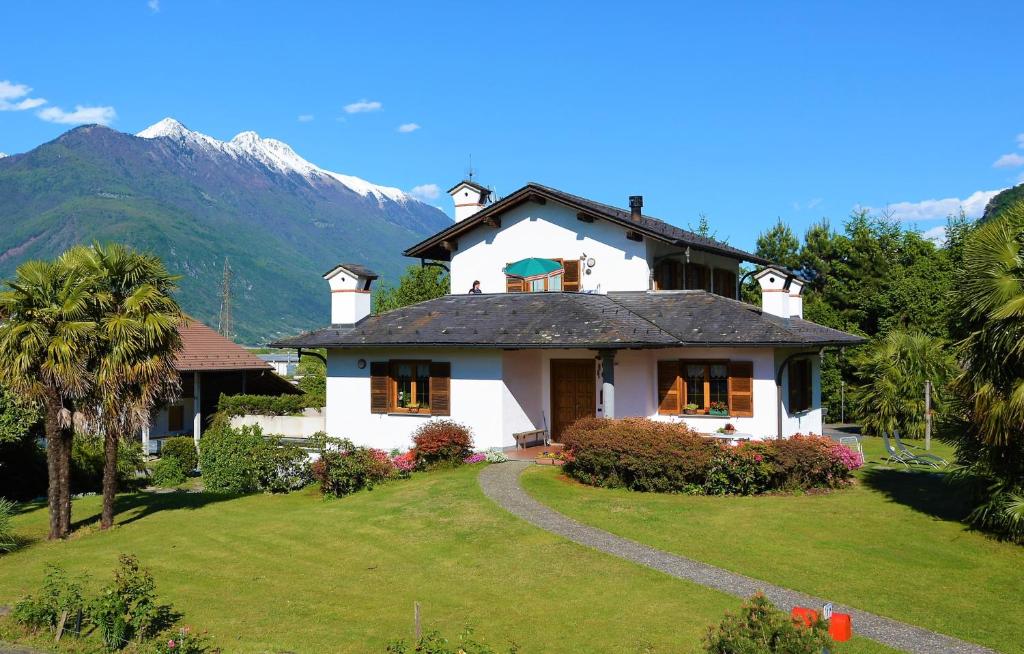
{"left": 463, "top": 452, "right": 487, "bottom": 464}
{"left": 391, "top": 451, "right": 416, "bottom": 474}
{"left": 311, "top": 439, "right": 405, "bottom": 497}
{"left": 830, "top": 442, "right": 864, "bottom": 471}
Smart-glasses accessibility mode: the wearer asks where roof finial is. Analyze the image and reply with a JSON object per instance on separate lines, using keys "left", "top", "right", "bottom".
{"left": 466, "top": 154, "right": 475, "bottom": 181}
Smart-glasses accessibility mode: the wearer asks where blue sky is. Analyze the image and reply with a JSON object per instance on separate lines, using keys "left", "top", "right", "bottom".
{"left": 3, "top": 0, "right": 1023, "bottom": 249}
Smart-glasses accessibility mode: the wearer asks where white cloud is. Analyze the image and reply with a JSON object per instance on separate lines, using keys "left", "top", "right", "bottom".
{"left": 408, "top": 183, "right": 440, "bottom": 201}
{"left": 1016, "top": 133, "right": 1024, "bottom": 148}
{"left": 38, "top": 105, "right": 117, "bottom": 126}
{"left": 297, "top": 114, "right": 314, "bottom": 122}
{"left": 343, "top": 99, "right": 382, "bottom": 114}
{"left": 920, "top": 225, "right": 947, "bottom": 245}
{"left": 870, "top": 188, "right": 1003, "bottom": 222}
{"left": 0, "top": 80, "right": 46, "bottom": 111}
{"left": 397, "top": 123, "right": 420, "bottom": 133}
{"left": 993, "top": 153, "right": 1024, "bottom": 168}
{"left": 147, "top": 0, "right": 160, "bottom": 11}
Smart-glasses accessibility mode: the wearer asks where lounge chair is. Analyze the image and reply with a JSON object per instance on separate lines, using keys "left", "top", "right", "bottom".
{"left": 838, "top": 435, "right": 863, "bottom": 461}
{"left": 881, "top": 431, "right": 914, "bottom": 467}
{"left": 892, "top": 431, "right": 948, "bottom": 467}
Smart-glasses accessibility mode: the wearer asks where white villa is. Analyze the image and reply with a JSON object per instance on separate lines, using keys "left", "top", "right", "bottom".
{"left": 274, "top": 181, "right": 863, "bottom": 451}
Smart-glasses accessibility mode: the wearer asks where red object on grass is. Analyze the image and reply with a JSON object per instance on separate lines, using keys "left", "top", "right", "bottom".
{"left": 829, "top": 613, "right": 852, "bottom": 642}
{"left": 790, "top": 606, "right": 818, "bottom": 627}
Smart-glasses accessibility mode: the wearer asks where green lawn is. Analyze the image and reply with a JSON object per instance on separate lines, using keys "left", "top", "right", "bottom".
{"left": 521, "top": 436, "right": 1024, "bottom": 654}
{"left": 0, "top": 467, "right": 896, "bottom": 654}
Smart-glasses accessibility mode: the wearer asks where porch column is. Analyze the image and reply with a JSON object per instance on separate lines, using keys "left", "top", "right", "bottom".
{"left": 193, "top": 372, "right": 202, "bottom": 448}
{"left": 141, "top": 423, "right": 150, "bottom": 457}
{"left": 599, "top": 349, "right": 616, "bottom": 419}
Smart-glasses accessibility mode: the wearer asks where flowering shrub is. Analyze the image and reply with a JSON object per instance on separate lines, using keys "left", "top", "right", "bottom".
{"left": 312, "top": 439, "right": 403, "bottom": 497}
{"left": 563, "top": 419, "right": 859, "bottom": 494}
{"left": 199, "top": 424, "right": 311, "bottom": 494}
{"left": 412, "top": 420, "right": 474, "bottom": 468}
{"left": 153, "top": 625, "right": 213, "bottom": 653}
{"left": 391, "top": 451, "right": 417, "bottom": 474}
{"left": 464, "top": 452, "right": 487, "bottom": 464}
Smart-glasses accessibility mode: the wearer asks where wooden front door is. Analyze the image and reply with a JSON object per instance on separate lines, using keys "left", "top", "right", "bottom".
{"left": 550, "top": 359, "right": 596, "bottom": 441}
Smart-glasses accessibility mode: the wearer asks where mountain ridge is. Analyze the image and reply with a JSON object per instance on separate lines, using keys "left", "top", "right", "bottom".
{"left": 0, "top": 122, "right": 452, "bottom": 342}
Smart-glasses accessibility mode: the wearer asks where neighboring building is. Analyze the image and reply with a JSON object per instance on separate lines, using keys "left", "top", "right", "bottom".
{"left": 258, "top": 352, "right": 300, "bottom": 377}
{"left": 273, "top": 181, "right": 863, "bottom": 452}
{"left": 145, "top": 319, "right": 298, "bottom": 453}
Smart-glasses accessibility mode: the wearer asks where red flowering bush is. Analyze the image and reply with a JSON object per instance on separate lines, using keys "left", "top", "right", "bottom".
{"left": 563, "top": 420, "right": 858, "bottom": 494}
{"left": 311, "top": 439, "right": 401, "bottom": 497}
{"left": 411, "top": 420, "right": 474, "bottom": 468}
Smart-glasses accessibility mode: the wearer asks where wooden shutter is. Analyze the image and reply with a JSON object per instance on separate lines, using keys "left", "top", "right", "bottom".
{"left": 562, "top": 259, "right": 581, "bottom": 292}
{"left": 727, "top": 361, "right": 754, "bottom": 417}
{"left": 370, "top": 362, "right": 389, "bottom": 414}
{"left": 429, "top": 361, "right": 451, "bottom": 416}
{"left": 506, "top": 276, "right": 525, "bottom": 293}
{"left": 714, "top": 269, "right": 737, "bottom": 299}
{"left": 657, "top": 360, "right": 681, "bottom": 415}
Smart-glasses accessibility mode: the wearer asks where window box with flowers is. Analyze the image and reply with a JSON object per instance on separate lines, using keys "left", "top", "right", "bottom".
{"left": 709, "top": 401, "right": 730, "bottom": 416}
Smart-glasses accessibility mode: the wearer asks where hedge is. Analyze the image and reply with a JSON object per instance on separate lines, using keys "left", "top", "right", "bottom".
{"left": 562, "top": 418, "right": 861, "bottom": 494}
{"left": 217, "top": 393, "right": 317, "bottom": 417}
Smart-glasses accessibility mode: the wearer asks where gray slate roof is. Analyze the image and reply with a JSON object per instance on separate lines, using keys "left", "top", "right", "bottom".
{"left": 322, "top": 263, "right": 379, "bottom": 279}
{"left": 271, "top": 291, "right": 864, "bottom": 350}
{"left": 403, "top": 182, "right": 771, "bottom": 265}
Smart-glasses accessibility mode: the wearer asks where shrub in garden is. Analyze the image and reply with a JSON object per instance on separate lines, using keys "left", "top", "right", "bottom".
{"left": 71, "top": 434, "right": 147, "bottom": 494}
{"left": 150, "top": 457, "right": 186, "bottom": 488}
{"left": 12, "top": 564, "right": 85, "bottom": 633}
{"left": 311, "top": 440, "right": 401, "bottom": 497}
{"left": 411, "top": 420, "right": 474, "bottom": 468}
{"left": 561, "top": 417, "right": 718, "bottom": 492}
{"left": 88, "top": 554, "right": 163, "bottom": 650}
{"left": 704, "top": 593, "right": 833, "bottom": 654}
{"left": 216, "top": 393, "right": 315, "bottom": 417}
{"left": 199, "top": 424, "right": 310, "bottom": 494}
{"left": 159, "top": 436, "right": 198, "bottom": 472}
{"left": 463, "top": 452, "right": 487, "bottom": 464}
{"left": 563, "top": 419, "right": 860, "bottom": 494}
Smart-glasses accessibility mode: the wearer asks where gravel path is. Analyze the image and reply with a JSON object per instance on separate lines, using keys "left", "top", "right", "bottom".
{"left": 479, "top": 461, "right": 996, "bottom": 654}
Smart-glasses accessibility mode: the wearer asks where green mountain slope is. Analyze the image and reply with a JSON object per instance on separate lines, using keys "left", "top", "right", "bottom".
{"left": 0, "top": 124, "right": 451, "bottom": 343}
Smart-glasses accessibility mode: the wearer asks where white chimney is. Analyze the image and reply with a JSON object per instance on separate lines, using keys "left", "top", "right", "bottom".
{"left": 448, "top": 180, "right": 492, "bottom": 222}
{"left": 323, "top": 264, "right": 378, "bottom": 325}
{"left": 754, "top": 267, "right": 803, "bottom": 319}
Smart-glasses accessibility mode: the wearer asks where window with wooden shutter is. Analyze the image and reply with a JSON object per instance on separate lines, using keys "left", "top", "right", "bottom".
{"left": 789, "top": 359, "right": 812, "bottom": 413}
{"left": 506, "top": 276, "right": 525, "bottom": 292}
{"left": 562, "top": 259, "right": 581, "bottom": 292}
{"left": 727, "top": 361, "right": 754, "bottom": 417}
{"left": 429, "top": 362, "right": 451, "bottom": 416}
{"left": 370, "top": 362, "right": 389, "bottom": 414}
{"left": 168, "top": 405, "right": 184, "bottom": 432}
{"left": 657, "top": 360, "right": 681, "bottom": 414}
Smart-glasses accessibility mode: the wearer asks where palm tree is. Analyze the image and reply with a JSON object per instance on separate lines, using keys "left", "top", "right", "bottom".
{"left": 952, "top": 199, "right": 1024, "bottom": 540}
{"left": 0, "top": 260, "right": 96, "bottom": 539}
{"left": 850, "top": 329, "right": 956, "bottom": 438}
{"left": 63, "top": 243, "right": 183, "bottom": 530}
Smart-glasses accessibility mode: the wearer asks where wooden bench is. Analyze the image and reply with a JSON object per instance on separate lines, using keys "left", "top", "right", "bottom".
{"left": 513, "top": 428, "right": 548, "bottom": 449}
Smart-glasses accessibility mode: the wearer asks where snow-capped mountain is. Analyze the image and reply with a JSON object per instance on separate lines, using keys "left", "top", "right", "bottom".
{"left": 137, "top": 118, "right": 410, "bottom": 204}
{"left": 0, "top": 152, "right": 7, "bottom": 159}
{"left": 0, "top": 122, "right": 451, "bottom": 341}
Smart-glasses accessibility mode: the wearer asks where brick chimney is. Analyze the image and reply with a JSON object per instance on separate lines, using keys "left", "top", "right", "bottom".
{"left": 323, "top": 264, "right": 378, "bottom": 325}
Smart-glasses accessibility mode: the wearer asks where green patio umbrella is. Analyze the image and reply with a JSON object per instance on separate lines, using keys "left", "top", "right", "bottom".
{"left": 503, "top": 257, "right": 563, "bottom": 278}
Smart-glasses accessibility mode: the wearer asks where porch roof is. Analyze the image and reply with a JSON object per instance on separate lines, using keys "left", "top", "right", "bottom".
{"left": 270, "top": 291, "right": 865, "bottom": 350}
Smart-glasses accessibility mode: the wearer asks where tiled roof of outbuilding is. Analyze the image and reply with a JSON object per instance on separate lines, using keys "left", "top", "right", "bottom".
{"left": 270, "top": 292, "right": 864, "bottom": 350}
{"left": 174, "top": 319, "right": 272, "bottom": 372}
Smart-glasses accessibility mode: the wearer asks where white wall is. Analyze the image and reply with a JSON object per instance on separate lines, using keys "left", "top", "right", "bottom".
{"left": 149, "top": 399, "right": 195, "bottom": 437}
{"left": 326, "top": 348, "right": 505, "bottom": 451}
{"left": 776, "top": 349, "right": 823, "bottom": 436}
{"left": 325, "top": 345, "right": 825, "bottom": 451}
{"left": 230, "top": 410, "right": 326, "bottom": 439}
{"left": 450, "top": 201, "right": 651, "bottom": 295}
